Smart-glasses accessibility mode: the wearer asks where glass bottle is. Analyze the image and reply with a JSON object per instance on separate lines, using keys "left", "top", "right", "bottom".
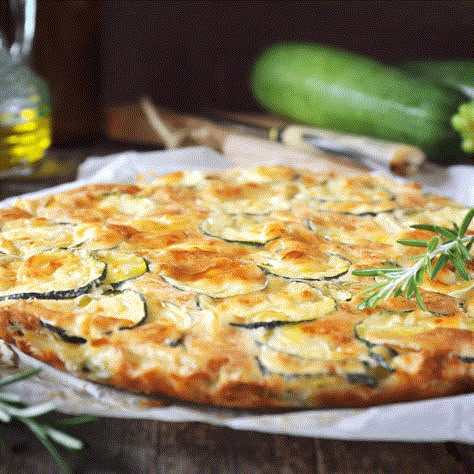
{"left": 0, "top": 0, "right": 51, "bottom": 174}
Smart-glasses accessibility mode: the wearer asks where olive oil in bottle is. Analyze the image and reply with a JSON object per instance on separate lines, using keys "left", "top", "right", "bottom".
{"left": 0, "top": 104, "right": 51, "bottom": 172}
{"left": 0, "top": 55, "right": 52, "bottom": 173}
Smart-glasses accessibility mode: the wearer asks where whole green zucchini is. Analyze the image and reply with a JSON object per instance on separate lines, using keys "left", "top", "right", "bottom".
{"left": 251, "top": 43, "right": 471, "bottom": 159}
{"left": 399, "top": 59, "right": 474, "bottom": 98}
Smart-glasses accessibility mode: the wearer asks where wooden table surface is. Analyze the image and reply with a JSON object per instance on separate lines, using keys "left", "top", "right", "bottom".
{"left": 0, "top": 144, "right": 473, "bottom": 473}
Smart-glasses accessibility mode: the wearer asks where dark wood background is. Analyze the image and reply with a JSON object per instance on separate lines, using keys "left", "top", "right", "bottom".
{"left": 13, "top": 0, "right": 473, "bottom": 144}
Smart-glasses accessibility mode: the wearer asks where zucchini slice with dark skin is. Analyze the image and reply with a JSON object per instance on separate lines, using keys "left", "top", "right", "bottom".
{"left": 300, "top": 177, "right": 398, "bottom": 215}
{"left": 256, "top": 322, "right": 368, "bottom": 360}
{"left": 354, "top": 309, "right": 474, "bottom": 370}
{"left": 355, "top": 310, "right": 474, "bottom": 349}
{"left": 305, "top": 213, "right": 390, "bottom": 245}
{"left": 198, "top": 277, "right": 336, "bottom": 328}
{"left": 159, "top": 257, "right": 268, "bottom": 298}
{"left": 38, "top": 290, "right": 147, "bottom": 343}
{"left": 367, "top": 345, "right": 397, "bottom": 372}
{"left": 199, "top": 213, "right": 289, "bottom": 245}
{"left": 352, "top": 320, "right": 398, "bottom": 371}
{"left": 39, "top": 321, "right": 87, "bottom": 345}
{"left": 93, "top": 249, "right": 148, "bottom": 287}
{"left": 256, "top": 348, "right": 378, "bottom": 387}
{"left": 0, "top": 250, "right": 106, "bottom": 301}
{"left": 251, "top": 237, "right": 351, "bottom": 280}
{"left": 254, "top": 316, "right": 382, "bottom": 387}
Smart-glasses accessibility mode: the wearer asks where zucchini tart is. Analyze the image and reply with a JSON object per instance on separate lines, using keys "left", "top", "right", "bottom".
{"left": 0, "top": 166, "right": 473, "bottom": 408}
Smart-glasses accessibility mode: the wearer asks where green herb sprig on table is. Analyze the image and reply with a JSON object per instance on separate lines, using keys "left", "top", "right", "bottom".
{"left": 352, "top": 208, "right": 474, "bottom": 311}
{"left": 0, "top": 368, "right": 95, "bottom": 473}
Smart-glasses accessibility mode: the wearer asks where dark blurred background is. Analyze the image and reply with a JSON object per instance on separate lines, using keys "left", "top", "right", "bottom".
{"left": 4, "top": 0, "right": 471, "bottom": 145}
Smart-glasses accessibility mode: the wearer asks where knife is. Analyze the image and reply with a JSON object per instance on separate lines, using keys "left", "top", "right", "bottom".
{"left": 208, "top": 114, "right": 426, "bottom": 176}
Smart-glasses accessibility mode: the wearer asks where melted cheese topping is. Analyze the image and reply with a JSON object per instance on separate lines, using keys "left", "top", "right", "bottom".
{"left": 0, "top": 219, "right": 77, "bottom": 255}
{"left": 98, "top": 193, "right": 158, "bottom": 217}
{"left": 200, "top": 213, "right": 294, "bottom": 244}
{"left": 198, "top": 180, "right": 300, "bottom": 214}
{"left": 251, "top": 236, "right": 351, "bottom": 280}
{"left": 160, "top": 256, "right": 268, "bottom": 298}
{"left": 303, "top": 211, "right": 389, "bottom": 244}
{"left": 300, "top": 176, "right": 394, "bottom": 202}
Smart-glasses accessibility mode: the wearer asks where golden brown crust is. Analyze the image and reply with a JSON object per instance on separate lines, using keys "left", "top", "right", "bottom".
{"left": 0, "top": 166, "right": 473, "bottom": 408}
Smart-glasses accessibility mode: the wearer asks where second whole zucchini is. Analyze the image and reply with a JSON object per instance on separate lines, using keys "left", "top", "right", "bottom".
{"left": 398, "top": 59, "right": 474, "bottom": 99}
{"left": 251, "top": 43, "right": 471, "bottom": 160}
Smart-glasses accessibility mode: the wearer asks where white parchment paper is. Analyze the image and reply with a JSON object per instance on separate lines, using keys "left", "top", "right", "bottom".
{"left": 1, "top": 146, "right": 473, "bottom": 442}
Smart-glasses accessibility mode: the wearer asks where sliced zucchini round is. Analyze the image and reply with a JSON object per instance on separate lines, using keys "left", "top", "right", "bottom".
{"left": 72, "top": 222, "right": 125, "bottom": 251}
{"left": 38, "top": 290, "right": 147, "bottom": 342}
{"left": 98, "top": 193, "right": 158, "bottom": 217}
{"left": 308, "top": 199, "right": 397, "bottom": 215}
{"left": 306, "top": 212, "right": 390, "bottom": 245}
{"left": 0, "top": 250, "right": 106, "bottom": 301}
{"left": 0, "top": 220, "right": 78, "bottom": 256}
{"left": 199, "top": 213, "right": 288, "bottom": 244}
{"left": 39, "top": 321, "right": 87, "bottom": 344}
{"left": 257, "top": 346, "right": 374, "bottom": 386}
{"left": 302, "top": 177, "right": 394, "bottom": 202}
{"left": 252, "top": 238, "right": 351, "bottom": 280}
{"left": 393, "top": 206, "right": 471, "bottom": 231}
{"left": 198, "top": 181, "right": 300, "bottom": 214}
{"left": 416, "top": 266, "right": 474, "bottom": 296}
{"left": 256, "top": 319, "right": 376, "bottom": 386}
{"left": 160, "top": 258, "right": 268, "bottom": 298}
{"left": 127, "top": 213, "right": 205, "bottom": 233}
{"left": 367, "top": 345, "right": 397, "bottom": 372}
{"left": 256, "top": 321, "right": 368, "bottom": 361}
{"left": 298, "top": 177, "right": 397, "bottom": 215}
{"left": 199, "top": 277, "right": 336, "bottom": 328}
{"left": 94, "top": 250, "right": 148, "bottom": 286}
{"left": 355, "top": 310, "right": 474, "bottom": 349}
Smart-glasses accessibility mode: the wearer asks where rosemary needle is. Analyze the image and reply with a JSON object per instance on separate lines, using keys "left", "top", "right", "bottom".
{"left": 0, "top": 368, "right": 96, "bottom": 473}
{"left": 353, "top": 208, "right": 474, "bottom": 310}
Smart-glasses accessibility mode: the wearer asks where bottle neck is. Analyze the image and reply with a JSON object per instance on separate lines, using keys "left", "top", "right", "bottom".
{"left": 1, "top": 0, "right": 36, "bottom": 65}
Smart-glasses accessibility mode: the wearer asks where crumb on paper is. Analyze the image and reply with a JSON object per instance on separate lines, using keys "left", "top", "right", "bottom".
{"left": 138, "top": 399, "right": 173, "bottom": 409}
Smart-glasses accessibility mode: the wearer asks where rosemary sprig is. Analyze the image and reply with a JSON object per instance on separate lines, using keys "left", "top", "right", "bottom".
{"left": 0, "top": 368, "right": 96, "bottom": 473}
{"left": 353, "top": 208, "right": 474, "bottom": 310}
